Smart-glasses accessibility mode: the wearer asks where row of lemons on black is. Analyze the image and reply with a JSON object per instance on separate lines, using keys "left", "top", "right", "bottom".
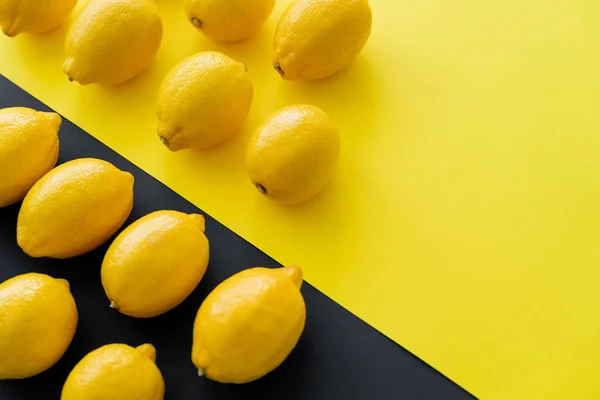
{"left": 0, "top": 0, "right": 373, "bottom": 398}
{"left": 0, "top": 108, "right": 306, "bottom": 398}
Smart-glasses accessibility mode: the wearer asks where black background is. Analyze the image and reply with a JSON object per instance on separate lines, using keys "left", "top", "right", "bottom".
{"left": 0, "top": 76, "right": 475, "bottom": 400}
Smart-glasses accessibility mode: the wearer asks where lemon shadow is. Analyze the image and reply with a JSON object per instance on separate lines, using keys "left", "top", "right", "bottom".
{"left": 12, "top": 20, "right": 70, "bottom": 81}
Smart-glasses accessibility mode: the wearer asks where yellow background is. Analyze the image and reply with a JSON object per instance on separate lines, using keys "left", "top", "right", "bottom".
{"left": 1, "top": 0, "right": 600, "bottom": 398}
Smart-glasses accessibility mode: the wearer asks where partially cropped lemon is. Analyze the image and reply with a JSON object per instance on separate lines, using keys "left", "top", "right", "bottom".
{"left": 0, "top": 0, "right": 77, "bottom": 37}
{"left": 192, "top": 265, "right": 306, "bottom": 383}
{"left": 63, "top": 0, "right": 162, "bottom": 85}
{"left": 274, "top": 0, "right": 372, "bottom": 80}
{"left": 156, "top": 51, "right": 253, "bottom": 151}
{"left": 185, "top": 0, "right": 275, "bottom": 42}
{"left": 102, "top": 210, "right": 210, "bottom": 318}
{"left": 0, "top": 273, "right": 78, "bottom": 380}
{"left": 246, "top": 105, "right": 340, "bottom": 204}
{"left": 0, "top": 107, "right": 60, "bottom": 207}
{"left": 61, "top": 343, "right": 164, "bottom": 400}
{"left": 17, "top": 158, "right": 134, "bottom": 259}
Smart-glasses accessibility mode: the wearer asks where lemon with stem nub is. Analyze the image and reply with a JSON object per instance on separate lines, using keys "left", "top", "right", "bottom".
{"left": 192, "top": 265, "right": 306, "bottom": 383}
{"left": 0, "top": 107, "right": 61, "bottom": 207}
{"left": 246, "top": 105, "right": 340, "bottom": 205}
{"left": 0, "top": 273, "right": 78, "bottom": 380}
{"left": 61, "top": 343, "right": 164, "bottom": 400}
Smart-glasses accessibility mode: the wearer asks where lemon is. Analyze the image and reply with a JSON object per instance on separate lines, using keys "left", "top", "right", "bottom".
{"left": 0, "top": 0, "right": 76, "bottom": 37}
{"left": 17, "top": 158, "right": 134, "bottom": 259}
{"left": 185, "top": 0, "right": 275, "bottom": 42}
{"left": 192, "top": 265, "right": 306, "bottom": 383}
{"left": 0, "top": 107, "right": 60, "bottom": 207}
{"left": 102, "top": 210, "right": 210, "bottom": 318}
{"left": 63, "top": 0, "right": 162, "bottom": 85}
{"left": 0, "top": 273, "right": 78, "bottom": 380}
{"left": 273, "top": 0, "right": 372, "bottom": 80}
{"left": 156, "top": 51, "right": 253, "bottom": 151}
{"left": 246, "top": 105, "right": 340, "bottom": 204}
{"left": 61, "top": 343, "right": 164, "bottom": 400}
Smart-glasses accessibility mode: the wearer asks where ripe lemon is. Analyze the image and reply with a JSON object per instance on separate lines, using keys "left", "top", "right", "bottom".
{"left": 0, "top": 0, "right": 76, "bottom": 37}
{"left": 63, "top": 0, "right": 163, "bottom": 85}
{"left": 102, "top": 210, "right": 210, "bottom": 318}
{"left": 17, "top": 158, "right": 134, "bottom": 259}
{"left": 0, "top": 107, "right": 60, "bottom": 207}
{"left": 274, "top": 0, "right": 372, "bottom": 80}
{"left": 156, "top": 51, "right": 253, "bottom": 151}
{"left": 192, "top": 265, "right": 306, "bottom": 383}
{"left": 0, "top": 273, "right": 78, "bottom": 380}
{"left": 246, "top": 105, "right": 340, "bottom": 204}
{"left": 61, "top": 343, "right": 164, "bottom": 400}
{"left": 185, "top": 0, "right": 275, "bottom": 42}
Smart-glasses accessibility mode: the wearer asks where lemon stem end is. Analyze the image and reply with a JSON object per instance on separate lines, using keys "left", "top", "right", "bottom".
{"left": 274, "top": 63, "right": 284, "bottom": 77}
{"left": 256, "top": 184, "right": 267, "bottom": 195}
{"left": 191, "top": 18, "right": 202, "bottom": 29}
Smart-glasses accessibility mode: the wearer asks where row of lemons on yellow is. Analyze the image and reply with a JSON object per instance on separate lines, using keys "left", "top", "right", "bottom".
{"left": 1, "top": 0, "right": 372, "bottom": 204}
{"left": 0, "top": 108, "right": 305, "bottom": 398}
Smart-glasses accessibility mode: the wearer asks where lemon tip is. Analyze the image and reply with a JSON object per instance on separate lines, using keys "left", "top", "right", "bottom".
{"left": 136, "top": 344, "right": 156, "bottom": 363}
{"left": 283, "top": 265, "right": 303, "bottom": 288}
{"left": 57, "top": 278, "right": 70, "bottom": 290}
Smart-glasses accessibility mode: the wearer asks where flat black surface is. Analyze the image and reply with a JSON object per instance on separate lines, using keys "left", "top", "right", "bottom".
{"left": 0, "top": 75, "right": 475, "bottom": 400}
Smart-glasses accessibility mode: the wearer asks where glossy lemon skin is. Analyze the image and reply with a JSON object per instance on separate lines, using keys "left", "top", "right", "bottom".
{"left": 192, "top": 265, "right": 306, "bottom": 384}
{"left": 274, "top": 0, "right": 372, "bottom": 80}
{"left": 246, "top": 105, "right": 340, "bottom": 204}
{"left": 102, "top": 210, "right": 210, "bottom": 318}
{"left": 0, "top": 273, "right": 78, "bottom": 380}
{"left": 17, "top": 158, "right": 134, "bottom": 259}
{"left": 185, "top": 0, "right": 275, "bottom": 42}
{"left": 0, "top": 107, "right": 60, "bottom": 207}
{"left": 156, "top": 51, "right": 253, "bottom": 151}
{"left": 63, "top": 0, "right": 163, "bottom": 85}
{"left": 0, "top": 0, "right": 77, "bottom": 37}
{"left": 61, "top": 343, "right": 164, "bottom": 400}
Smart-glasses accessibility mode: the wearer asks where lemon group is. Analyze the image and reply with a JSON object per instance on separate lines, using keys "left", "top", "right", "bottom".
{"left": 246, "top": 105, "right": 340, "bottom": 204}
{"left": 156, "top": 51, "right": 253, "bottom": 151}
{"left": 0, "top": 107, "right": 60, "bottom": 207}
{"left": 17, "top": 158, "right": 134, "bottom": 259}
{"left": 0, "top": 0, "right": 76, "bottom": 37}
{"left": 61, "top": 343, "right": 164, "bottom": 400}
{"left": 192, "top": 265, "right": 306, "bottom": 383}
{"left": 102, "top": 210, "right": 210, "bottom": 318}
{"left": 185, "top": 0, "right": 275, "bottom": 42}
{"left": 63, "top": 0, "right": 163, "bottom": 85}
{"left": 274, "top": 0, "right": 372, "bottom": 80}
{"left": 0, "top": 273, "right": 78, "bottom": 380}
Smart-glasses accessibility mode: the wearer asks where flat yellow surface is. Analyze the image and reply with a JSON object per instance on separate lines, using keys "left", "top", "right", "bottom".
{"left": 2, "top": 0, "right": 600, "bottom": 398}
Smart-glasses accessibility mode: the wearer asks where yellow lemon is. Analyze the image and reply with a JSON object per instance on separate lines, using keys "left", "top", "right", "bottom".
{"left": 185, "top": 0, "right": 275, "bottom": 42}
{"left": 17, "top": 158, "right": 134, "bottom": 259}
{"left": 0, "top": 0, "right": 76, "bottom": 37}
{"left": 246, "top": 105, "right": 340, "bottom": 204}
{"left": 63, "top": 0, "right": 162, "bottom": 85}
{"left": 61, "top": 343, "right": 164, "bottom": 400}
{"left": 102, "top": 210, "right": 210, "bottom": 318}
{"left": 273, "top": 0, "right": 372, "bottom": 80}
{"left": 0, "top": 107, "right": 60, "bottom": 207}
{"left": 156, "top": 51, "right": 253, "bottom": 151}
{"left": 192, "top": 265, "right": 306, "bottom": 383}
{"left": 0, "top": 273, "right": 78, "bottom": 380}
